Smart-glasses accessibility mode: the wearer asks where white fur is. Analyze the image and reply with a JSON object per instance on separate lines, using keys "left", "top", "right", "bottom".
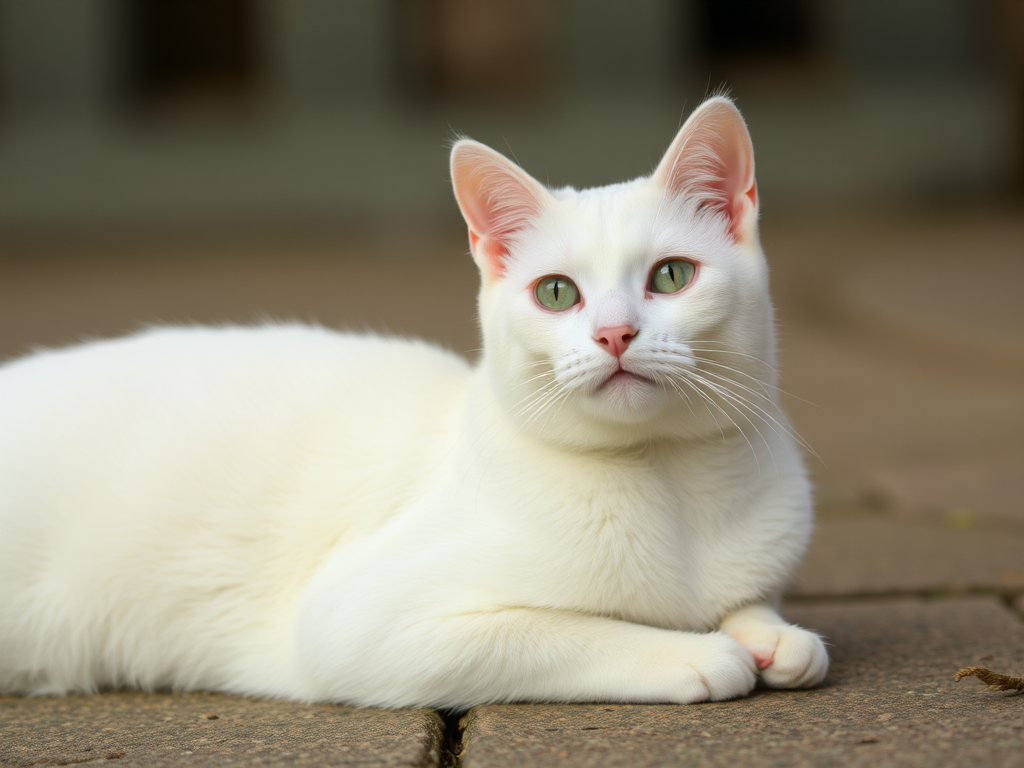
{"left": 0, "top": 98, "right": 827, "bottom": 708}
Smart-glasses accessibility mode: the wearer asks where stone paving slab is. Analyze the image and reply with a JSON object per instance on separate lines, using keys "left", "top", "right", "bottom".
{"left": 862, "top": 456, "right": 1024, "bottom": 528}
{"left": 790, "top": 516, "right": 1024, "bottom": 597}
{"left": 0, "top": 692, "right": 444, "bottom": 767}
{"left": 460, "top": 597, "right": 1024, "bottom": 767}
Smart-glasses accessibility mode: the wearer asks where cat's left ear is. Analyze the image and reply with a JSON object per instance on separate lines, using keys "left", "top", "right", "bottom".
{"left": 653, "top": 97, "right": 758, "bottom": 243}
{"left": 451, "top": 139, "right": 550, "bottom": 279}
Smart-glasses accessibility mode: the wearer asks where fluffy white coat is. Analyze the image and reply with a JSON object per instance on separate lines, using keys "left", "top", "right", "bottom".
{"left": 0, "top": 98, "right": 828, "bottom": 708}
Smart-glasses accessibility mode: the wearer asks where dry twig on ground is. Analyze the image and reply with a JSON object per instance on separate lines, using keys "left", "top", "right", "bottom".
{"left": 955, "top": 666, "right": 1024, "bottom": 692}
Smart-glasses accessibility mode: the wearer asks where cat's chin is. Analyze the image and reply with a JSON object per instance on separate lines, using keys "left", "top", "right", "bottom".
{"left": 583, "top": 372, "right": 667, "bottom": 424}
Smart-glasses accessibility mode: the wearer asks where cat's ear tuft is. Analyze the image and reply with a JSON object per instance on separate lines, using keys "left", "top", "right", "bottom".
{"left": 653, "top": 97, "right": 758, "bottom": 242}
{"left": 451, "top": 139, "right": 548, "bottom": 278}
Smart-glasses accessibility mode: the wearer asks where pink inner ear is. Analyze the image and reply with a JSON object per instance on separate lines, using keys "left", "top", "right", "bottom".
{"left": 734, "top": 181, "right": 757, "bottom": 240}
{"left": 451, "top": 140, "right": 545, "bottom": 278}
{"left": 469, "top": 231, "right": 507, "bottom": 277}
{"left": 465, "top": 194, "right": 513, "bottom": 276}
{"left": 718, "top": 133, "right": 757, "bottom": 238}
{"left": 715, "top": 153, "right": 757, "bottom": 241}
{"left": 655, "top": 99, "right": 758, "bottom": 242}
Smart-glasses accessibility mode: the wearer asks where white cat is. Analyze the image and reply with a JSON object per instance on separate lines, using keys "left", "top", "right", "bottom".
{"left": 0, "top": 97, "right": 828, "bottom": 708}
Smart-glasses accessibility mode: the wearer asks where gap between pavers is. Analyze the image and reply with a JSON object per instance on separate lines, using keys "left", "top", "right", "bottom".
{"left": 459, "top": 597, "right": 1024, "bottom": 768}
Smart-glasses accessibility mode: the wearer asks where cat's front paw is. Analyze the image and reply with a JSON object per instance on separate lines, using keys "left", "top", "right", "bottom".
{"left": 675, "top": 633, "right": 758, "bottom": 703}
{"left": 725, "top": 621, "right": 828, "bottom": 689}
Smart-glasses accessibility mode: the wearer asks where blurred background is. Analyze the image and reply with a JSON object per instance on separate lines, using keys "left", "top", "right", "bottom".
{"left": 0, "top": 0, "right": 1021, "bottom": 591}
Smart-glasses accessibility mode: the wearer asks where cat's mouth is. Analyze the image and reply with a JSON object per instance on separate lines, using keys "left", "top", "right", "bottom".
{"left": 598, "top": 367, "right": 653, "bottom": 390}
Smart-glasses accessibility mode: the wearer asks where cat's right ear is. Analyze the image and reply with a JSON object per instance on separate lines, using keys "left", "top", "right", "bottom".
{"left": 450, "top": 140, "right": 549, "bottom": 280}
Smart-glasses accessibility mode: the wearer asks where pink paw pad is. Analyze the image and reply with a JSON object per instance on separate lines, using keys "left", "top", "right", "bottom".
{"left": 752, "top": 649, "right": 775, "bottom": 670}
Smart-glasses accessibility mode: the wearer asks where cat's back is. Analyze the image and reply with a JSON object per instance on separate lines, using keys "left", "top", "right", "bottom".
{"left": 0, "top": 322, "right": 467, "bottom": 414}
{"left": 0, "top": 323, "right": 471, "bottom": 528}
{"left": 0, "top": 324, "right": 470, "bottom": 493}
{"left": 3, "top": 320, "right": 465, "bottom": 428}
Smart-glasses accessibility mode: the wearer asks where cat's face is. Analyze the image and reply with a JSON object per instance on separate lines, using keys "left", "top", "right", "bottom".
{"left": 453, "top": 98, "right": 776, "bottom": 450}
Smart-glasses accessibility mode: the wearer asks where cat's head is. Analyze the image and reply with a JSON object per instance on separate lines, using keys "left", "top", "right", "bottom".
{"left": 451, "top": 97, "right": 777, "bottom": 450}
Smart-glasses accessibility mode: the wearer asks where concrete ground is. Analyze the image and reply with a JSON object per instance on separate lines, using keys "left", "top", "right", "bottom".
{"left": 0, "top": 208, "right": 1022, "bottom": 766}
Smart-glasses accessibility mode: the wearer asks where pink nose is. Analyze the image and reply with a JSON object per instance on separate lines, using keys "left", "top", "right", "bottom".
{"left": 594, "top": 325, "right": 638, "bottom": 358}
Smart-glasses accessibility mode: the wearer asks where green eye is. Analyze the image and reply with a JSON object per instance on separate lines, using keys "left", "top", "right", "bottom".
{"left": 534, "top": 276, "right": 580, "bottom": 310}
{"left": 650, "top": 259, "right": 696, "bottom": 294}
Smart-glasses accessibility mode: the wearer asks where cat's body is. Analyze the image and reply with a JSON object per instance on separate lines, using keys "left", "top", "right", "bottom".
{"left": 0, "top": 98, "right": 828, "bottom": 707}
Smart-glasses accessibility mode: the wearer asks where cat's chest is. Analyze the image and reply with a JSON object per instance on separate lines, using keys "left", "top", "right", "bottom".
{"left": 466, "top": 445, "right": 771, "bottom": 630}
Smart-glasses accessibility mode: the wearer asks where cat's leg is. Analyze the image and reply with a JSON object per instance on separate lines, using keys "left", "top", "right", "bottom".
{"left": 718, "top": 602, "right": 828, "bottom": 688}
{"left": 298, "top": 598, "right": 758, "bottom": 708}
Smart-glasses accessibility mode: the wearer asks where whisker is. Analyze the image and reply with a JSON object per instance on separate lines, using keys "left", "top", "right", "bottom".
{"left": 685, "top": 369, "right": 818, "bottom": 462}
{"left": 680, "top": 376, "right": 761, "bottom": 476}
{"left": 511, "top": 368, "right": 558, "bottom": 390}
{"left": 656, "top": 374, "right": 696, "bottom": 416}
{"left": 686, "top": 342, "right": 781, "bottom": 376}
{"left": 524, "top": 386, "right": 572, "bottom": 431}
{"left": 519, "top": 378, "right": 574, "bottom": 431}
{"left": 506, "top": 359, "right": 556, "bottom": 376}
{"left": 459, "top": 375, "right": 564, "bottom": 499}
{"left": 691, "top": 363, "right": 778, "bottom": 406}
{"left": 507, "top": 377, "right": 559, "bottom": 415}
{"left": 692, "top": 356, "right": 819, "bottom": 407}
{"left": 684, "top": 371, "right": 778, "bottom": 476}
{"left": 513, "top": 379, "right": 561, "bottom": 422}
{"left": 674, "top": 378, "right": 726, "bottom": 440}
{"left": 690, "top": 356, "right": 773, "bottom": 397}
